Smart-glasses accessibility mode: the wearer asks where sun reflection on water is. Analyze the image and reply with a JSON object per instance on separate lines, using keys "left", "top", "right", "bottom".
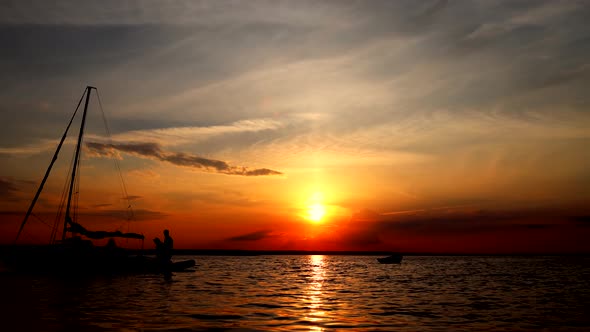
{"left": 305, "top": 255, "right": 326, "bottom": 331}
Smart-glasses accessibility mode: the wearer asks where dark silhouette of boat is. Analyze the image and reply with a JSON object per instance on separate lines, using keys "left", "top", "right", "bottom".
{"left": 4, "top": 243, "right": 195, "bottom": 275}
{"left": 6, "top": 86, "right": 195, "bottom": 275}
{"left": 377, "top": 254, "right": 403, "bottom": 264}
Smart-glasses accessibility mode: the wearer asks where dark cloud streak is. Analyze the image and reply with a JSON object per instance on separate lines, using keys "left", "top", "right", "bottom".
{"left": 357, "top": 208, "right": 588, "bottom": 237}
{"left": 0, "top": 208, "right": 166, "bottom": 222}
{"left": 227, "top": 230, "right": 273, "bottom": 241}
{"left": 85, "top": 208, "right": 167, "bottom": 222}
{"left": 86, "top": 141, "right": 282, "bottom": 176}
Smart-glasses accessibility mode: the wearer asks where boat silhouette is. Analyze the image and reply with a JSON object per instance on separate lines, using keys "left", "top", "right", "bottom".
{"left": 377, "top": 254, "right": 403, "bottom": 264}
{"left": 6, "top": 86, "right": 195, "bottom": 274}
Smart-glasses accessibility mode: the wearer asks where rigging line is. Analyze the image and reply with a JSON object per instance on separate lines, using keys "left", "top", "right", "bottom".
{"left": 96, "top": 91, "right": 135, "bottom": 246}
{"left": 50, "top": 180, "right": 69, "bottom": 243}
{"left": 50, "top": 146, "right": 77, "bottom": 243}
{"left": 74, "top": 156, "right": 81, "bottom": 226}
{"left": 51, "top": 141, "right": 75, "bottom": 242}
{"left": 30, "top": 212, "right": 54, "bottom": 229}
{"left": 15, "top": 89, "right": 86, "bottom": 243}
{"left": 62, "top": 86, "right": 93, "bottom": 241}
{"left": 95, "top": 90, "right": 128, "bottom": 198}
{"left": 74, "top": 122, "right": 84, "bottom": 226}
{"left": 50, "top": 196, "right": 65, "bottom": 243}
{"left": 96, "top": 90, "right": 135, "bottom": 222}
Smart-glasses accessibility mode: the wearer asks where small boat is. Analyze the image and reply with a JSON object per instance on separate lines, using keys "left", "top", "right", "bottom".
{"left": 377, "top": 254, "right": 403, "bottom": 264}
{"left": 6, "top": 86, "right": 195, "bottom": 275}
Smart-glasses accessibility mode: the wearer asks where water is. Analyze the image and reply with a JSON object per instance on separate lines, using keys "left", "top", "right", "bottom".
{"left": 2, "top": 255, "right": 589, "bottom": 331}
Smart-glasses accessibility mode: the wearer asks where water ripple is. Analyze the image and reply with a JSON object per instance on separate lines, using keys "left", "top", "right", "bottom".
{"left": 1, "top": 255, "right": 589, "bottom": 331}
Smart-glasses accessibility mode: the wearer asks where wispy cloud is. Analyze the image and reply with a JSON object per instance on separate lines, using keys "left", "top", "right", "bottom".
{"left": 0, "top": 1, "right": 344, "bottom": 26}
{"left": 0, "top": 177, "right": 35, "bottom": 202}
{"left": 87, "top": 118, "right": 285, "bottom": 147}
{"left": 465, "top": 1, "right": 581, "bottom": 41}
{"left": 226, "top": 229, "right": 274, "bottom": 241}
{"left": 84, "top": 208, "right": 167, "bottom": 221}
{"left": 0, "top": 177, "right": 20, "bottom": 201}
{"left": 0, "top": 139, "right": 68, "bottom": 156}
{"left": 86, "top": 141, "right": 282, "bottom": 176}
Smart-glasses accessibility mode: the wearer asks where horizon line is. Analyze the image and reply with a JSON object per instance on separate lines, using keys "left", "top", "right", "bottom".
{"left": 2, "top": 246, "right": 589, "bottom": 256}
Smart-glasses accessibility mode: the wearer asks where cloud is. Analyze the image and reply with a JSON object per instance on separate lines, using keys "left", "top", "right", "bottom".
{"left": 128, "top": 169, "right": 160, "bottom": 179}
{"left": 0, "top": 1, "right": 343, "bottom": 26}
{"left": 352, "top": 207, "right": 587, "bottom": 237}
{"left": 0, "top": 139, "right": 65, "bottom": 156}
{"left": 0, "top": 177, "right": 35, "bottom": 202}
{"left": 0, "top": 177, "right": 19, "bottom": 201}
{"left": 464, "top": 1, "right": 580, "bottom": 41}
{"left": 226, "top": 230, "right": 273, "bottom": 241}
{"left": 85, "top": 208, "right": 168, "bottom": 222}
{"left": 92, "top": 203, "right": 112, "bottom": 208}
{"left": 87, "top": 118, "right": 285, "bottom": 148}
{"left": 85, "top": 141, "right": 282, "bottom": 176}
{"left": 90, "top": 195, "right": 142, "bottom": 207}
{"left": 0, "top": 208, "right": 166, "bottom": 223}
{"left": 570, "top": 215, "right": 590, "bottom": 227}
{"left": 339, "top": 229, "right": 383, "bottom": 247}
{"left": 422, "top": 0, "right": 448, "bottom": 17}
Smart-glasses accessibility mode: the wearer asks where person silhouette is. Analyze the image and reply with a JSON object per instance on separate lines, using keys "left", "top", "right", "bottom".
{"left": 154, "top": 229, "right": 173, "bottom": 264}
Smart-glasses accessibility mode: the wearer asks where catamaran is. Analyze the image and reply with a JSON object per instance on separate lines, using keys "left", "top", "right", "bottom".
{"left": 6, "top": 86, "right": 195, "bottom": 274}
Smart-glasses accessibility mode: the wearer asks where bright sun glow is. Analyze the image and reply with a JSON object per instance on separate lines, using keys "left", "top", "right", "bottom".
{"left": 305, "top": 192, "right": 326, "bottom": 222}
{"left": 308, "top": 203, "right": 326, "bottom": 222}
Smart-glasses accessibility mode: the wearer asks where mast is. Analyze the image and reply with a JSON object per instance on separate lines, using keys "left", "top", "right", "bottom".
{"left": 62, "top": 86, "right": 95, "bottom": 241}
{"left": 14, "top": 90, "right": 86, "bottom": 243}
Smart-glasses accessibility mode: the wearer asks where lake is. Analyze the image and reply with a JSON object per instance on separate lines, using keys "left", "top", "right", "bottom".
{"left": 1, "top": 255, "right": 589, "bottom": 331}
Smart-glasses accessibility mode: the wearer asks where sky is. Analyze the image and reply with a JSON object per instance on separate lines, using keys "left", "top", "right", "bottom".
{"left": 1, "top": 0, "right": 589, "bottom": 253}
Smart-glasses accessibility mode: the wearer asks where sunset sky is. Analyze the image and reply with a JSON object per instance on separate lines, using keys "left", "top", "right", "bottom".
{"left": 1, "top": 0, "right": 589, "bottom": 253}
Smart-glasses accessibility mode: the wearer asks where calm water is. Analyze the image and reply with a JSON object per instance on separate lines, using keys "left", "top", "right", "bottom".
{"left": 1, "top": 255, "right": 589, "bottom": 331}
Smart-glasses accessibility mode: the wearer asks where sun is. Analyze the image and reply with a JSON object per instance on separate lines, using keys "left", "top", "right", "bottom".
{"left": 307, "top": 203, "right": 326, "bottom": 222}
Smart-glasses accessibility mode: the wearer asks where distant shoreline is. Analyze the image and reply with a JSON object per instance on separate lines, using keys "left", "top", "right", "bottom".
{"left": 1, "top": 245, "right": 588, "bottom": 256}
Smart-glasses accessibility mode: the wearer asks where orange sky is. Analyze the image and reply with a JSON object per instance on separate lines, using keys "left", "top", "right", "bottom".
{"left": 1, "top": 1, "right": 590, "bottom": 253}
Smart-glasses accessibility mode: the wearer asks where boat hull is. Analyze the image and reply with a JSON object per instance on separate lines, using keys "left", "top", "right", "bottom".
{"left": 377, "top": 254, "right": 403, "bottom": 264}
{"left": 2, "top": 245, "right": 196, "bottom": 275}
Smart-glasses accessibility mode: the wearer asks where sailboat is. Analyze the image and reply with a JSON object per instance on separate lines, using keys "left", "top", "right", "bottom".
{"left": 6, "top": 86, "right": 195, "bottom": 274}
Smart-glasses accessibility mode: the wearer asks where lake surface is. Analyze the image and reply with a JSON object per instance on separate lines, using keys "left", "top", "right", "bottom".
{"left": 1, "top": 255, "right": 589, "bottom": 331}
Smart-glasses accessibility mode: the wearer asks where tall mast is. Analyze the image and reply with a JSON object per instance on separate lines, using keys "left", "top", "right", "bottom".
{"left": 62, "top": 86, "right": 95, "bottom": 241}
{"left": 14, "top": 90, "right": 87, "bottom": 243}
